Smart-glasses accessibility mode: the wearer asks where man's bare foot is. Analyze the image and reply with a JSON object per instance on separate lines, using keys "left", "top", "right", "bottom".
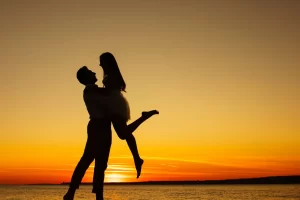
{"left": 142, "top": 110, "right": 159, "bottom": 119}
{"left": 135, "top": 158, "right": 144, "bottom": 179}
{"left": 63, "top": 192, "right": 74, "bottom": 200}
{"left": 96, "top": 193, "right": 104, "bottom": 200}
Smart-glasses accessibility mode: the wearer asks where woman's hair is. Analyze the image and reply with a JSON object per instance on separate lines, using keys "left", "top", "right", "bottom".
{"left": 100, "top": 52, "right": 126, "bottom": 92}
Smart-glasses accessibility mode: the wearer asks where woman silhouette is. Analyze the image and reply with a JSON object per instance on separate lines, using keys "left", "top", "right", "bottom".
{"left": 100, "top": 52, "right": 159, "bottom": 178}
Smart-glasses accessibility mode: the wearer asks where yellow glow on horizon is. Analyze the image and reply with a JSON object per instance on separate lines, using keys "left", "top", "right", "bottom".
{"left": 105, "top": 173, "right": 128, "bottom": 183}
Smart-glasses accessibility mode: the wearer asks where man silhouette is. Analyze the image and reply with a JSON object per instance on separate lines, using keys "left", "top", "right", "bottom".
{"left": 63, "top": 66, "right": 111, "bottom": 200}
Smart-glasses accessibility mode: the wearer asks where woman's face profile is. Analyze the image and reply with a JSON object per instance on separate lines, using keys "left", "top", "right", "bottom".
{"left": 99, "top": 57, "right": 106, "bottom": 70}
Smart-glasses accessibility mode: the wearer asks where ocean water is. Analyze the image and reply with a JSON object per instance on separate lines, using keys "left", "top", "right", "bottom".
{"left": 1, "top": 184, "right": 299, "bottom": 200}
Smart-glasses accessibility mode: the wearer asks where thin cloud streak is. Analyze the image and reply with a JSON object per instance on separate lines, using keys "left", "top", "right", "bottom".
{"left": 111, "top": 155, "right": 255, "bottom": 168}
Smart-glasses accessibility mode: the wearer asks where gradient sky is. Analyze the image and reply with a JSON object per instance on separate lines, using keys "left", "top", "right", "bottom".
{"left": 0, "top": 0, "right": 299, "bottom": 184}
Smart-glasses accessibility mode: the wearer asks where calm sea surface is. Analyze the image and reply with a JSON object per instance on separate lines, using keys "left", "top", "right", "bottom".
{"left": 1, "top": 184, "right": 299, "bottom": 200}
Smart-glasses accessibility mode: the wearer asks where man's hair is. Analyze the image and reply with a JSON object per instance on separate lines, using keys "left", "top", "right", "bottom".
{"left": 77, "top": 66, "right": 88, "bottom": 85}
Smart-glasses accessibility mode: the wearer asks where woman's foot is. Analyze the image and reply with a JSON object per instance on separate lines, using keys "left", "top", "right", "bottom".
{"left": 135, "top": 158, "right": 144, "bottom": 179}
{"left": 142, "top": 110, "right": 159, "bottom": 119}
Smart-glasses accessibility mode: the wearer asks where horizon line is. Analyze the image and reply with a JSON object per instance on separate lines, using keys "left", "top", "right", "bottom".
{"left": 1, "top": 175, "right": 300, "bottom": 185}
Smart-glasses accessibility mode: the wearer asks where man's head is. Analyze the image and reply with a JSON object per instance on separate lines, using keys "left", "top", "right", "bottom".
{"left": 77, "top": 66, "right": 97, "bottom": 85}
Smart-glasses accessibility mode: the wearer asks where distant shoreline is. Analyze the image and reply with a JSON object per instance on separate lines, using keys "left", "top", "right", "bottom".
{"left": 17, "top": 175, "right": 300, "bottom": 186}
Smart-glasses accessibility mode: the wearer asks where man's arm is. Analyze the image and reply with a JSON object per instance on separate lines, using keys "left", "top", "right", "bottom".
{"left": 97, "top": 87, "right": 110, "bottom": 96}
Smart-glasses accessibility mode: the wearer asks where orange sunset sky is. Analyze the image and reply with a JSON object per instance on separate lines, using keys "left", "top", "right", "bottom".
{"left": 0, "top": 0, "right": 299, "bottom": 184}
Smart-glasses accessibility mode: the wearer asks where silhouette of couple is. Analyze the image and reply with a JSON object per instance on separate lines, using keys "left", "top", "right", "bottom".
{"left": 63, "top": 52, "right": 159, "bottom": 200}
